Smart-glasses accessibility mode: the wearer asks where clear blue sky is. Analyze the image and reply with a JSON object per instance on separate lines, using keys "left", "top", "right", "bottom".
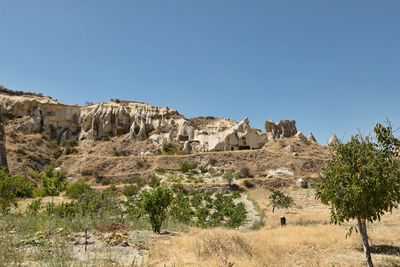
{"left": 1, "top": 0, "right": 399, "bottom": 144}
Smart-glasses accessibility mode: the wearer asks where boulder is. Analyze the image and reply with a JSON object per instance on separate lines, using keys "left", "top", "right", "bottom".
{"left": 267, "top": 167, "right": 294, "bottom": 178}
{"left": 283, "top": 145, "right": 294, "bottom": 153}
{"left": 296, "top": 178, "right": 308, "bottom": 188}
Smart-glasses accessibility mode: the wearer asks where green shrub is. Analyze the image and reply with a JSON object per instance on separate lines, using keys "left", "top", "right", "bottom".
{"left": 52, "top": 202, "right": 79, "bottom": 218}
{"left": 26, "top": 199, "right": 42, "bottom": 215}
{"left": 170, "top": 193, "right": 193, "bottom": 224}
{"left": 122, "top": 185, "right": 139, "bottom": 197}
{"left": 154, "top": 168, "right": 165, "bottom": 174}
{"left": 76, "top": 190, "right": 120, "bottom": 216}
{"left": 0, "top": 170, "right": 18, "bottom": 213}
{"left": 231, "top": 191, "right": 241, "bottom": 199}
{"left": 60, "top": 138, "right": 78, "bottom": 148}
{"left": 243, "top": 179, "right": 254, "bottom": 188}
{"left": 32, "top": 167, "right": 67, "bottom": 197}
{"left": 226, "top": 202, "right": 247, "bottom": 228}
{"left": 100, "top": 176, "right": 111, "bottom": 185}
{"left": 161, "top": 143, "right": 175, "bottom": 155}
{"left": 171, "top": 182, "right": 185, "bottom": 192}
{"left": 51, "top": 148, "right": 62, "bottom": 159}
{"left": 66, "top": 181, "right": 93, "bottom": 199}
{"left": 180, "top": 162, "right": 197, "bottom": 173}
{"left": 199, "top": 166, "right": 208, "bottom": 173}
{"left": 81, "top": 169, "right": 96, "bottom": 177}
{"left": 127, "top": 176, "right": 145, "bottom": 187}
{"left": 238, "top": 167, "right": 251, "bottom": 178}
{"left": 11, "top": 175, "right": 34, "bottom": 198}
{"left": 148, "top": 176, "right": 161, "bottom": 188}
{"left": 141, "top": 186, "right": 173, "bottom": 233}
{"left": 102, "top": 185, "right": 119, "bottom": 197}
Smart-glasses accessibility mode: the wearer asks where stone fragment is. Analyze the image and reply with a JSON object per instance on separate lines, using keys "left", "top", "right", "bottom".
{"left": 296, "top": 178, "right": 308, "bottom": 188}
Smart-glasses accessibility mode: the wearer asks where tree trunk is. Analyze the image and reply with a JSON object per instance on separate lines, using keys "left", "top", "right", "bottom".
{"left": 0, "top": 121, "right": 8, "bottom": 173}
{"left": 357, "top": 216, "right": 374, "bottom": 267}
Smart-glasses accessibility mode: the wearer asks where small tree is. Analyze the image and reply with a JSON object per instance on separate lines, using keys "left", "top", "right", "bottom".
{"left": 141, "top": 185, "right": 173, "bottom": 233}
{"left": 314, "top": 123, "right": 400, "bottom": 267}
{"left": 269, "top": 189, "right": 293, "bottom": 213}
{"left": 223, "top": 170, "right": 236, "bottom": 186}
{"left": 0, "top": 170, "right": 18, "bottom": 213}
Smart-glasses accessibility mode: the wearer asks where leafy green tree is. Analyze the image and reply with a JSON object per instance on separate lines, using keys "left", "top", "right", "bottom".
{"left": 141, "top": 186, "right": 173, "bottom": 233}
{"left": 269, "top": 189, "right": 293, "bottom": 213}
{"left": 0, "top": 170, "right": 18, "bottom": 213}
{"left": 314, "top": 123, "right": 400, "bottom": 267}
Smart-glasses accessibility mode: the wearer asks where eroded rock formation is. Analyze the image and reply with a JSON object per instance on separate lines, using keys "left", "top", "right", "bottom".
{"left": 264, "top": 119, "right": 297, "bottom": 140}
{"left": 0, "top": 90, "right": 315, "bottom": 153}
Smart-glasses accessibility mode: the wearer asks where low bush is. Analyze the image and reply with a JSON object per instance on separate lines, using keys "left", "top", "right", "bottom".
{"left": 199, "top": 166, "right": 208, "bottom": 173}
{"left": 180, "top": 162, "right": 197, "bottom": 173}
{"left": 223, "top": 169, "right": 237, "bottom": 185}
{"left": 122, "top": 185, "right": 139, "bottom": 197}
{"left": 161, "top": 143, "right": 175, "bottom": 155}
{"left": 154, "top": 168, "right": 165, "bottom": 174}
{"left": 243, "top": 179, "right": 254, "bottom": 188}
{"left": 60, "top": 138, "right": 78, "bottom": 148}
{"left": 127, "top": 176, "right": 145, "bottom": 187}
{"left": 238, "top": 167, "right": 251, "bottom": 178}
{"left": 26, "top": 199, "right": 42, "bottom": 215}
{"left": 32, "top": 167, "right": 67, "bottom": 197}
{"left": 148, "top": 176, "right": 161, "bottom": 188}
{"left": 66, "top": 181, "right": 93, "bottom": 199}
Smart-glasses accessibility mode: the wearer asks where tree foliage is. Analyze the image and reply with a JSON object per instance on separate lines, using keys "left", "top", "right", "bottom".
{"left": 33, "top": 167, "right": 67, "bottom": 197}
{"left": 269, "top": 189, "right": 293, "bottom": 213}
{"left": 141, "top": 186, "right": 173, "bottom": 233}
{"left": 314, "top": 123, "right": 400, "bottom": 267}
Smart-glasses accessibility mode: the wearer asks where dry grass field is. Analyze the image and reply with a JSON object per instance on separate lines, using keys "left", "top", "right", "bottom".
{"left": 148, "top": 188, "right": 400, "bottom": 267}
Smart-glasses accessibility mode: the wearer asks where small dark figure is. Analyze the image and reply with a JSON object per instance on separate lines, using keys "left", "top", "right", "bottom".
{"left": 280, "top": 216, "right": 286, "bottom": 226}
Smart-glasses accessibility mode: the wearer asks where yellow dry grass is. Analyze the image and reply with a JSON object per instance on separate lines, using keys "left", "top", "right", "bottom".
{"left": 148, "top": 188, "right": 400, "bottom": 267}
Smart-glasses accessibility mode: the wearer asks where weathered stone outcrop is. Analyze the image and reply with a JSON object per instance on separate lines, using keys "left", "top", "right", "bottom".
{"left": 0, "top": 91, "right": 311, "bottom": 153}
{"left": 308, "top": 132, "right": 317, "bottom": 143}
{"left": 295, "top": 131, "right": 307, "bottom": 143}
{"left": 265, "top": 119, "right": 297, "bottom": 140}
{"left": 0, "top": 94, "right": 179, "bottom": 144}
{"left": 191, "top": 117, "right": 267, "bottom": 151}
{"left": 328, "top": 135, "right": 340, "bottom": 146}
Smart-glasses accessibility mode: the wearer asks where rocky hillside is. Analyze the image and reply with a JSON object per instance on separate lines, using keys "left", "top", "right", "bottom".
{"left": 0, "top": 88, "right": 332, "bottom": 185}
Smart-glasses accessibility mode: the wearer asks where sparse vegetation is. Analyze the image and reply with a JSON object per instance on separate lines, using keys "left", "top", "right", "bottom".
{"left": 223, "top": 169, "right": 237, "bottom": 186}
{"left": 180, "top": 161, "right": 197, "bottom": 173}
